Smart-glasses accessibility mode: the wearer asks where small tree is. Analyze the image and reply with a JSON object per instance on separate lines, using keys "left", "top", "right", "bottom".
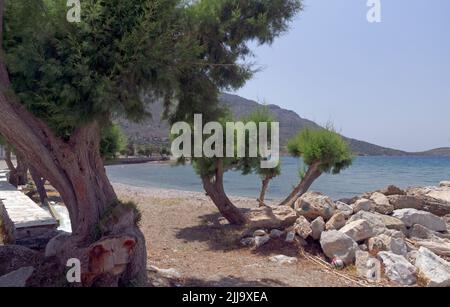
{"left": 100, "top": 124, "right": 127, "bottom": 162}
{"left": 280, "top": 127, "right": 353, "bottom": 207}
{"left": 125, "top": 140, "right": 136, "bottom": 157}
{"left": 237, "top": 107, "right": 281, "bottom": 206}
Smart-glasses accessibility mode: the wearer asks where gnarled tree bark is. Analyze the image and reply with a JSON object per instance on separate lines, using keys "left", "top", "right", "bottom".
{"left": 202, "top": 159, "right": 248, "bottom": 226}
{"left": 4, "top": 145, "right": 28, "bottom": 187}
{"left": 0, "top": 1, "right": 147, "bottom": 286}
{"left": 279, "top": 161, "right": 322, "bottom": 207}
{"left": 257, "top": 175, "right": 274, "bottom": 207}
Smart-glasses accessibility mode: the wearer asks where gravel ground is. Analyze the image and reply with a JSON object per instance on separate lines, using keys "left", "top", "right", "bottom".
{"left": 113, "top": 182, "right": 361, "bottom": 287}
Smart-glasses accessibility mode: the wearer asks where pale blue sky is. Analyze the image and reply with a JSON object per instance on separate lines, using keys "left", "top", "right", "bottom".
{"left": 233, "top": 0, "right": 450, "bottom": 152}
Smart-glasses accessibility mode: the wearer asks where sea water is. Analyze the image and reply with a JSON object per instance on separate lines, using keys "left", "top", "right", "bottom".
{"left": 106, "top": 156, "right": 450, "bottom": 200}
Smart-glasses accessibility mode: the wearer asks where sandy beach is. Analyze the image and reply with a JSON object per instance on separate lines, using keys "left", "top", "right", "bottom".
{"left": 113, "top": 182, "right": 360, "bottom": 287}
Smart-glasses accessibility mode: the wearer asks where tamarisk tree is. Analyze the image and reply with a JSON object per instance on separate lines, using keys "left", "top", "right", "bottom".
{"left": 237, "top": 107, "right": 281, "bottom": 207}
{"left": 0, "top": 0, "right": 302, "bottom": 285}
{"left": 0, "top": 0, "right": 198, "bottom": 286}
{"left": 280, "top": 127, "right": 354, "bottom": 207}
{"left": 171, "top": 0, "right": 302, "bottom": 226}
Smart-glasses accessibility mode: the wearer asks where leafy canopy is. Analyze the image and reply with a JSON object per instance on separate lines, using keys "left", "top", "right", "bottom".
{"left": 4, "top": 0, "right": 196, "bottom": 137}
{"left": 237, "top": 106, "right": 281, "bottom": 179}
{"left": 4, "top": 0, "right": 302, "bottom": 141}
{"left": 287, "top": 127, "right": 353, "bottom": 174}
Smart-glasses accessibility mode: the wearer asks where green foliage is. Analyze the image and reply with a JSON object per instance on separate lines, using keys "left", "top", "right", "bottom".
{"left": 137, "top": 144, "right": 155, "bottom": 157}
{"left": 100, "top": 124, "right": 127, "bottom": 161}
{"left": 287, "top": 127, "right": 354, "bottom": 174}
{"left": 4, "top": 0, "right": 196, "bottom": 137}
{"left": 188, "top": 113, "right": 238, "bottom": 177}
{"left": 4, "top": 0, "right": 302, "bottom": 141}
{"left": 237, "top": 106, "right": 281, "bottom": 179}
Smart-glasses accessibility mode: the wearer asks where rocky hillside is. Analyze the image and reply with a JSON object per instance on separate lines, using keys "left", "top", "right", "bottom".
{"left": 116, "top": 93, "right": 450, "bottom": 156}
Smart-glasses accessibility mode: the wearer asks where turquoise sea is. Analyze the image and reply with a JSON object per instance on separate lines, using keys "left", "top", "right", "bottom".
{"left": 106, "top": 156, "right": 450, "bottom": 200}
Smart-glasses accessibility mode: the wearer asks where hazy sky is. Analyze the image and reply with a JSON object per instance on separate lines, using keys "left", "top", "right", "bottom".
{"left": 233, "top": 0, "right": 450, "bottom": 152}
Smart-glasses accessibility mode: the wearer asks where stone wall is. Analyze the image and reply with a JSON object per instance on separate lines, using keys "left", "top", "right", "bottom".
{"left": 0, "top": 201, "right": 16, "bottom": 244}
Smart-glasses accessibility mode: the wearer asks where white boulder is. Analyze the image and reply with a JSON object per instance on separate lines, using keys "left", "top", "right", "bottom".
{"left": 352, "top": 198, "right": 374, "bottom": 213}
{"left": 393, "top": 209, "right": 447, "bottom": 232}
{"left": 339, "top": 219, "right": 374, "bottom": 242}
{"left": 294, "top": 192, "right": 335, "bottom": 220}
{"left": 310, "top": 216, "right": 325, "bottom": 240}
{"left": 368, "top": 234, "right": 408, "bottom": 256}
{"left": 378, "top": 252, "right": 417, "bottom": 286}
{"left": 294, "top": 216, "right": 312, "bottom": 239}
{"left": 325, "top": 212, "right": 347, "bottom": 231}
{"left": 320, "top": 230, "right": 358, "bottom": 265}
{"left": 415, "top": 247, "right": 450, "bottom": 287}
{"left": 371, "top": 192, "right": 394, "bottom": 215}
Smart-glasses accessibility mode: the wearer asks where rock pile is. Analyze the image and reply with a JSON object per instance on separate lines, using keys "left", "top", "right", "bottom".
{"left": 242, "top": 183, "right": 450, "bottom": 287}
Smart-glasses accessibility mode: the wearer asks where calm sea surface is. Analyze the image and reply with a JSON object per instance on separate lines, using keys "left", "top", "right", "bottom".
{"left": 106, "top": 156, "right": 450, "bottom": 200}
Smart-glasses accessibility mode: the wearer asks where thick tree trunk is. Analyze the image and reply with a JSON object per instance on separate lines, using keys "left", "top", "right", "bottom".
{"left": 0, "top": 1, "right": 147, "bottom": 286}
{"left": 258, "top": 176, "right": 272, "bottom": 207}
{"left": 279, "top": 162, "right": 322, "bottom": 207}
{"left": 29, "top": 166, "right": 48, "bottom": 206}
{"left": 4, "top": 146, "right": 27, "bottom": 187}
{"left": 202, "top": 159, "right": 248, "bottom": 226}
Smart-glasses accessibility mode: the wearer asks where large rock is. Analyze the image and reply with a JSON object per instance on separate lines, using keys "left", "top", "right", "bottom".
{"left": 355, "top": 250, "right": 379, "bottom": 281}
{"left": 0, "top": 266, "right": 34, "bottom": 287}
{"left": 325, "top": 212, "right": 346, "bottom": 231}
{"left": 348, "top": 211, "right": 406, "bottom": 234}
{"left": 368, "top": 234, "right": 408, "bottom": 256}
{"left": 310, "top": 216, "right": 325, "bottom": 240}
{"left": 352, "top": 198, "right": 374, "bottom": 213}
{"left": 393, "top": 209, "right": 447, "bottom": 232}
{"left": 335, "top": 201, "right": 353, "bottom": 217}
{"left": 371, "top": 192, "right": 394, "bottom": 215}
{"left": 320, "top": 230, "right": 358, "bottom": 265}
{"left": 413, "top": 240, "right": 450, "bottom": 257}
{"left": 408, "top": 224, "right": 450, "bottom": 240}
{"left": 440, "top": 181, "right": 450, "bottom": 188}
{"left": 387, "top": 195, "right": 424, "bottom": 210}
{"left": 415, "top": 247, "right": 450, "bottom": 287}
{"left": 339, "top": 219, "right": 374, "bottom": 242}
{"left": 294, "top": 216, "right": 312, "bottom": 239}
{"left": 246, "top": 206, "right": 298, "bottom": 230}
{"left": 294, "top": 192, "right": 335, "bottom": 221}
{"left": 378, "top": 185, "right": 406, "bottom": 196}
{"left": 0, "top": 245, "right": 39, "bottom": 276}
{"left": 406, "top": 187, "right": 450, "bottom": 216}
{"left": 377, "top": 252, "right": 417, "bottom": 286}
{"left": 45, "top": 232, "right": 72, "bottom": 258}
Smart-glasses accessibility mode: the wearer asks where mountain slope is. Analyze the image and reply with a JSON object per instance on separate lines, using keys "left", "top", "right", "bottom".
{"left": 219, "top": 93, "right": 411, "bottom": 156}
{"left": 116, "top": 93, "right": 450, "bottom": 156}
